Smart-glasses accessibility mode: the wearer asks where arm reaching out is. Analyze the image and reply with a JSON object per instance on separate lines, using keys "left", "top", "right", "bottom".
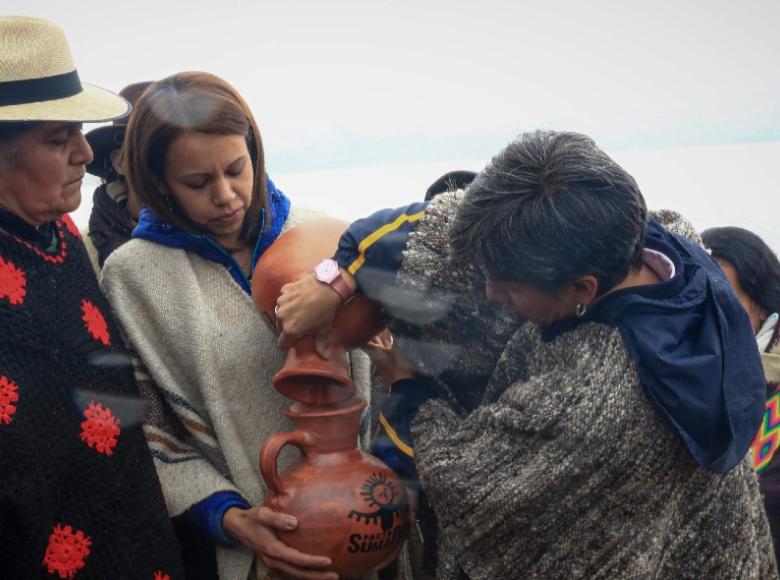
{"left": 275, "top": 201, "right": 428, "bottom": 351}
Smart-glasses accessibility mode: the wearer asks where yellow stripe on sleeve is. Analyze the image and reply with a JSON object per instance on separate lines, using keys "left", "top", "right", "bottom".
{"left": 378, "top": 413, "right": 416, "bottom": 458}
{"left": 347, "top": 210, "right": 426, "bottom": 276}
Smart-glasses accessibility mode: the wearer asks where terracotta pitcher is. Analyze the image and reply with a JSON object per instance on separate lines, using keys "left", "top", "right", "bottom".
{"left": 260, "top": 397, "right": 411, "bottom": 578}
{"left": 252, "top": 217, "right": 384, "bottom": 405}
{"left": 253, "top": 217, "right": 411, "bottom": 576}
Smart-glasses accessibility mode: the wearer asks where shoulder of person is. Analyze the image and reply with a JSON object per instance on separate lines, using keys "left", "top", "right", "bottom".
{"left": 100, "top": 238, "right": 177, "bottom": 285}
{"left": 649, "top": 209, "right": 702, "bottom": 245}
{"left": 488, "top": 320, "right": 635, "bottom": 405}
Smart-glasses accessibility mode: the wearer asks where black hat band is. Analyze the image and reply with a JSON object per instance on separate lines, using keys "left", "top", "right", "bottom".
{"left": 0, "top": 69, "right": 82, "bottom": 107}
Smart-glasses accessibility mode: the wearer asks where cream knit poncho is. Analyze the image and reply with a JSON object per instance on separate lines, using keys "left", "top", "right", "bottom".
{"left": 101, "top": 205, "right": 371, "bottom": 580}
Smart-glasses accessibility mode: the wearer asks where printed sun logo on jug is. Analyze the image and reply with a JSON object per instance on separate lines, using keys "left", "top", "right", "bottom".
{"left": 348, "top": 472, "right": 406, "bottom": 531}
{"left": 346, "top": 473, "right": 409, "bottom": 556}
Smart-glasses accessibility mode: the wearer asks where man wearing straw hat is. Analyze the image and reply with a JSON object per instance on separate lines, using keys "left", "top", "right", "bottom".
{"left": 0, "top": 16, "right": 184, "bottom": 578}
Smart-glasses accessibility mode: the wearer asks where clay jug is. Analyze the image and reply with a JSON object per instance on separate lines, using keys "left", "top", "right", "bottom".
{"left": 260, "top": 397, "right": 411, "bottom": 578}
{"left": 252, "top": 218, "right": 384, "bottom": 405}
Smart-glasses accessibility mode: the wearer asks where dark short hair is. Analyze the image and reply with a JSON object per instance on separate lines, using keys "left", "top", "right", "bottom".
{"left": 701, "top": 226, "right": 780, "bottom": 314}
{"left": 124, "top": 72, "right": 267, "bottom": 244}
{"left": 450, "top": 130, "right": 647, "bottom": 295}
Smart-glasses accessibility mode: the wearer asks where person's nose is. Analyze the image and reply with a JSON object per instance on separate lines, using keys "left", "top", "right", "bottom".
{"left": 212, "top": 175, "right": 236, "bottom": 206}
{"left": 71, "top": 130, "right": 93, "bottom": 166}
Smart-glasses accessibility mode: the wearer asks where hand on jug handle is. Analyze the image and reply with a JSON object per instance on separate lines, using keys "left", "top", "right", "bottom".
{"left": 222, "top": 506, "right": 338, "bottom": 580}
{"left": 276, "top": 268, "right": 356, "bottom": 354}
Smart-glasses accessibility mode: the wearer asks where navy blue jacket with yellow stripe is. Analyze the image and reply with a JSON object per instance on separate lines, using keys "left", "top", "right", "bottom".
{"left": 332, "top": 201, "right": 433, "bottom": 487}
{"left": 334, "top": 201, "right": 428, "bottom": 288}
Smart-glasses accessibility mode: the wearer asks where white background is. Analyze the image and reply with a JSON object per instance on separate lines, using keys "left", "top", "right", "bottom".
{"left": 9, "top": 0, "right": 779, "bottom": 248}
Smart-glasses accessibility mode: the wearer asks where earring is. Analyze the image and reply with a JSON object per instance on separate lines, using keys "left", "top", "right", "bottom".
{"left": 165, "top": 195, "right": 174, "bottom": 213}
{"left": 576, "top": 303, "right": 588, "bottom": 318}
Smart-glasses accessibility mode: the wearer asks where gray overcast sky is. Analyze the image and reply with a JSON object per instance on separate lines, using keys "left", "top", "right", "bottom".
{"left": 8, "top": 1, "right": 779, "bottom": 248}
{"left": 7, "top": 0, "right": 780, "bottom": 171}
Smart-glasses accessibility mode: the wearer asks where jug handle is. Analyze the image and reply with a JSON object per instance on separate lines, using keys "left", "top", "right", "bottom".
{"left": 259, "top": 430, "right": 314, "bottom": 497}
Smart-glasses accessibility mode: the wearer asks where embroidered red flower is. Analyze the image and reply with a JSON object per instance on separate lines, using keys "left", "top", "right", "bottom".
{"left": 0, "top": 256, "right": 26, "bottom": 305}
{"left": 154, "top": 572, "right": 171, "bottom": 580}
{"left": 0, "top": 375, "right": 20, "bottom": 425}
{"left": 42, "top": 523, "right": 92, "bottom": 579}
{"left": 81, "top": 299, "right": 111, "bottom": 346}
{"left": 61, "top": 214, "right": 81, "bottom": 239}
{"left": 80, "top": 401, "right": 121, "bottom": 455}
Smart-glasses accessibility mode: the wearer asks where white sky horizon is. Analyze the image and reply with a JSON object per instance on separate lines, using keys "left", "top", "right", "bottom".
{"left": 71, "top": 140, "right": 780, "bottom": 252}
{"left": 8, "top": 0, "right": 777, "bottom": 248}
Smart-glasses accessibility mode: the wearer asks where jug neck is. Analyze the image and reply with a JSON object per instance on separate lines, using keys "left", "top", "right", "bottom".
{"left": 286, "top": 396, "right": 366, "bottom": 454}
{"left": 273, "top": 337, "right": 354, "bottom": 405}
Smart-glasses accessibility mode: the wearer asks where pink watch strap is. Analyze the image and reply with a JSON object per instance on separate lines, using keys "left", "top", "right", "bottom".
{"left": 329, "top": 273, "right": 354, "bottom": 302}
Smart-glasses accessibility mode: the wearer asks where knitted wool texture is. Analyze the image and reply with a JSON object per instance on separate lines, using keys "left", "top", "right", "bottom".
{"left": 100, "top": 205, "right": 371, "bottom": 580}
{"left": 387, "top": 192, "right": 521, "bottom": 413}
{"left": 394, "top": 198, "right": 777, "bottom": 579}
{"left": 0, "top": 216, "right": 184, "bottom": 579}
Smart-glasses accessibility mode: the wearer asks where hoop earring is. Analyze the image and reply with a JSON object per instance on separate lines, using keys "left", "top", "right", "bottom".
{"left": 576, "top": 303, "right": 588, "bottom": 318}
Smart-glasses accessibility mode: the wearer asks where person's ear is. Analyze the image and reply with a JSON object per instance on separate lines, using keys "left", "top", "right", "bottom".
{"left": 571, "top": 275, "right": 599, "bottom": 308}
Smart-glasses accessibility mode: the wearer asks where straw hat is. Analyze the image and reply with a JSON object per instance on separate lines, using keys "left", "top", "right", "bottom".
{"left": 86, "top": 81, "right": 153, "bottom": 178}
{"left": 0, "top": 16, "right": 129, "bottom": 122}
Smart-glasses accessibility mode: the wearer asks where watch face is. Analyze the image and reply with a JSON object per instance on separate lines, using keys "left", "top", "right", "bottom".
{"left": 315, "top": 259, "right": 339, "bottom": 282}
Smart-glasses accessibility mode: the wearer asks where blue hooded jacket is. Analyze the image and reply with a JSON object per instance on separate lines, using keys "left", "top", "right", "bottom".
{"left": 542, "top": 219, "right": 766, "bottom": 474}
{"left": 132, "top": 176, "right": 291, "bottom": 294}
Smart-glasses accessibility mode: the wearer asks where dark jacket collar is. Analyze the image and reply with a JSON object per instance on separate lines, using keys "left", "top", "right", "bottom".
{"left": 543, "top": 219, "right": 766, "bottom": 474}
{"left": 132, "top": 176, "right": 291, "bottom": 294}
{"left": 0, "top": 206, "right": 55, "bottom": 244}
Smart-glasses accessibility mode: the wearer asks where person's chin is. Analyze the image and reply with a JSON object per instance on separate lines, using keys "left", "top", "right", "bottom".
{"left": 60, "top": 192, "right": 82, "bottom": 214}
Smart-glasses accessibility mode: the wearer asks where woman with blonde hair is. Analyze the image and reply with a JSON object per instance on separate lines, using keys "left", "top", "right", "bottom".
{"left": 101, "top": 71, "right": 370, "bottom": 580}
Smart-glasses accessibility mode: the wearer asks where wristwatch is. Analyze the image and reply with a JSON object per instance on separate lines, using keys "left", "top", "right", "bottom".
{"left": 313, "top": 258, "right": 354, "bottom": 303}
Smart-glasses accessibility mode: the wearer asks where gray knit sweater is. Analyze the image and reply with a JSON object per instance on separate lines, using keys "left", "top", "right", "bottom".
{"left": 394, "top": 193, "right": 777, "bottom": 579}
